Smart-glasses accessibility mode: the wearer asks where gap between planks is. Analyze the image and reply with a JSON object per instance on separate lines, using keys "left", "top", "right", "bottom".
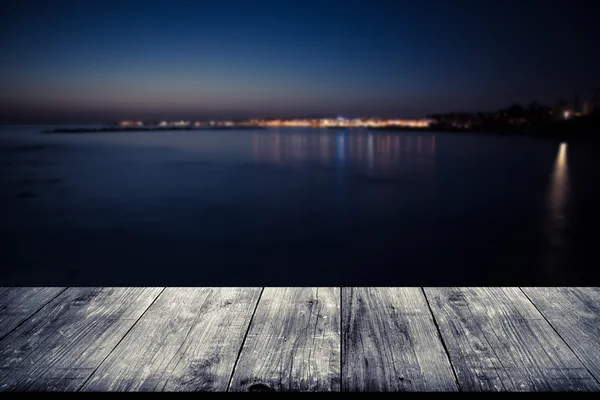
{"left": 1, "top": 287, "right": 597, "bottom": 392}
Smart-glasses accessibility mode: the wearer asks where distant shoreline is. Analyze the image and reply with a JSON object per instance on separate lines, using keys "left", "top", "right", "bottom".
{"left": 39, "top": 122, "right": 599, "bottom": 142}
{"left": 41, "top": 126, "right": 267, "bottom": 133}
{"left": 369, "top": 121, "right": 600, "bottom": 142}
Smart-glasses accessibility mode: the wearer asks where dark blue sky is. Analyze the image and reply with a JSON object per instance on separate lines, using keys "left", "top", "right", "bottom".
{"left": 0, "top": 0, "right": 597, "bottom": 123}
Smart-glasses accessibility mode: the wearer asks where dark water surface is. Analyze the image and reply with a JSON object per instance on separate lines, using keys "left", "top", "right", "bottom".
{"left": 1, "top": 126, "right": 599, "bottom": 286}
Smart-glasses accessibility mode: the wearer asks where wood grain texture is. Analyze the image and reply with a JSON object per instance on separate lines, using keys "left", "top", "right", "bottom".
{"left": 424, "top": 287, "right": 600, "bottom": 392}
{"left": 81, "top": 287, "right": 262, "bottom": 392}
{"left": 522, "top": 287, "right": 600, "bottom": 384}
{"left": 342, "top": 287, "right": 458, "bottom": 391}
{"left": 1, "top": 287, "right": 599, "bottom": 392}
{"left": 0, "top": 287, "right": 162, "bottom": 392}
{"left": 0, "top": 287, "right": 66, "bottom": 339}
{"left": 228, "top": 287, "right": 340, "bottom": 392}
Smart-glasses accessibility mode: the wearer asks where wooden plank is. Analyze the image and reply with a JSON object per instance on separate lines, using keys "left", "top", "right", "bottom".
{"left": 0, "top": 287, "right": 163, "bottom": 391}
{"left": 81, "top": 287, "right": 262, "bottom": 392}
{"left": 342, "top": 287, "right": 458, "bottom": 391}
{"left": 424, "top": 287, "right": 600, "bottom": 391}
{"left": 522, "top": 287, "right": 600, "bottom": 384}
{"left": 0, "top": 287, "right": 66, "bottom": 339}
{"left": 228, "top": 287, "right": 340, "bottom": 392}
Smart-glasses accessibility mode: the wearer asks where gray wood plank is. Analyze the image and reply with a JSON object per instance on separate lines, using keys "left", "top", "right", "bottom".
{"left": 522, "top": 287, "right": 600, "bottom": 384}
{"left": 424, "top": 287, "right": 600, "bottom": 391}
{"left": 0, "top": 287, "right": 163, "bottom": 391}
{"left": 0, "top": 287, "right": 66, "bottom": 339}
{"left": 228, "top": 287, "right": 340, "bottom": 392}
{"left": 81, "top": 287, "right": 262, "bottom": 392}
{"left": 342, "top": 287, "right": 458, "bottom": 391}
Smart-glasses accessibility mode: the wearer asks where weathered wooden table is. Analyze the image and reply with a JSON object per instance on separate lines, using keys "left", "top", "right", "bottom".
{"left": 1, "top": 287, "right": 598, "bottom": 391}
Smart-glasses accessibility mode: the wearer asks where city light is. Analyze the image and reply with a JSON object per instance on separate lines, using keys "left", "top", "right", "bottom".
{"left": 117, "top": 117, "right": 434, "bottom": 129}
{"left": 117, "top": 120, "right": 144, "bottom": 127}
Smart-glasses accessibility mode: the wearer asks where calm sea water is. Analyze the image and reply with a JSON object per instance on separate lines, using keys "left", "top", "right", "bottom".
{"left": 1, "top": 126, "right": 598, "bottom": 286}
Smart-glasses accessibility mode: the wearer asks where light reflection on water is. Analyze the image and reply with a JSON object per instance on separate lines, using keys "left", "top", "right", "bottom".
{"left": 544, "top": 142, "right": 570, "bottom": 277}
{"left": 548, "top": 142, "right": 569, "bottom": 229}
{"left": 251, "top": 129, "right": 436, "bottom": 176}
